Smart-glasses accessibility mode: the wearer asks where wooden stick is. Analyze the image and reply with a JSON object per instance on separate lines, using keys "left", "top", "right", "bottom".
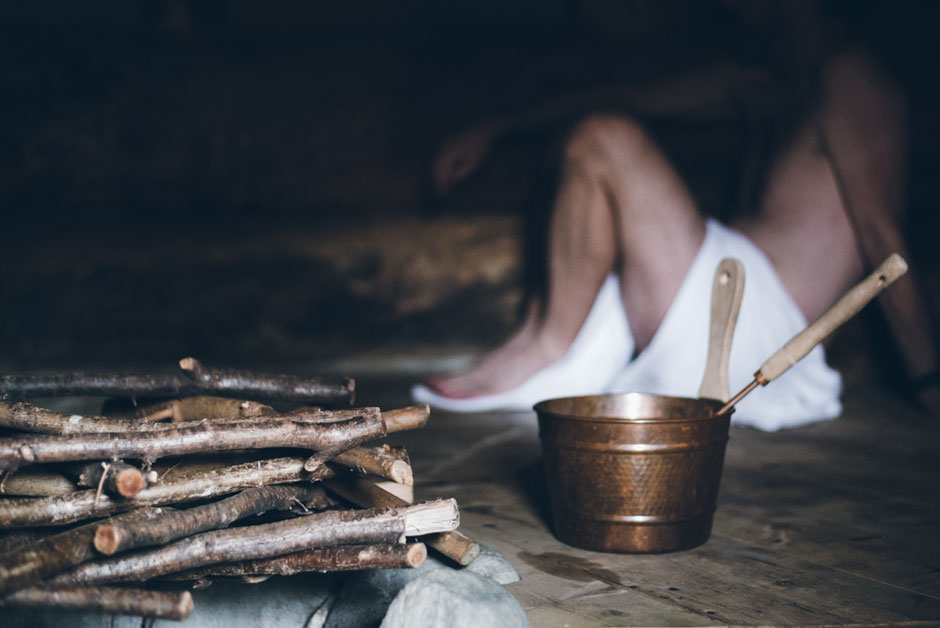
{"left": 1, "top": 586, "right": 193, "bottom": 621}
{"left": 325, "top": 478, "right": 479, "bottom": 565}
{"left": 421, "top": 531, "right": 481, "bottom": 566}
{"left": 332, "top": 445, "right": 413, "bottom": 485}
{"left": 0, "top": 457, "right": 335, "bottom": 527}
{"left": 0, "top": 411, "right": 384, "bottom": 472}
{"left": 76, "top": 461, "right": 146, "bottom": 498}
{"left": 382, "top": 405, "right": 430, "bottom": 433}
{"left": 94, "top": 485, "right": 328, "bottom": 555}
{"left": 51, "top": 500, "right": 458, "bottom": 585}
{"left": 286, "top": 405, "right": 428, "bottom": 431}
{"left": 0, "top": 468, "right": 76, "bottom": 497}
{"left": 178, "top": 357, "right": 355, "bottom": 405}
{"left": 0, "top": 401, "right": 157, "bottom": 435}
{"left": 0, "top": 529, "right": 51, "bottom": 554}
{"left": 0, "top": 357, "right": 354, "bottom": 406}
{"left": 166, "top": 543, "right": 427, "bottom": 579}
{"left": 0, "top": 402, "right": 417, "bottom": 437}
{"left": 0, "top": 507, "right": 164, "bottom": 594}
{"left": 114, "top": 396, "right": 276, "bottom": 422}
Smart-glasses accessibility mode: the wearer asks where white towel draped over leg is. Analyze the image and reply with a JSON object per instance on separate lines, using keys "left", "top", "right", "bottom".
{"left": 413, "top": 219, "right": 842, "bottom": 430}
{"left": 608, "top": 219, "right": 842, "bottom": 430}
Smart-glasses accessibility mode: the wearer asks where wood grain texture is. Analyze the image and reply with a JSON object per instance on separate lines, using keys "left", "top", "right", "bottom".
{"left": 698, "top": 257, "right": 745, "bottom": 402}
{"left": 383, "top": 379, "right": 940, "bottom": 627}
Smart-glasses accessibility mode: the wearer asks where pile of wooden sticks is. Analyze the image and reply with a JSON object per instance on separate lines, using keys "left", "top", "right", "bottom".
{"left": 0, "top": 358, "right": 477, "bottom": 622}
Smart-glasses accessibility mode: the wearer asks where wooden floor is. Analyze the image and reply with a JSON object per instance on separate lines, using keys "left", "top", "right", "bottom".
{"left": 365, "top": 379, "right": 940, "bottom": 627}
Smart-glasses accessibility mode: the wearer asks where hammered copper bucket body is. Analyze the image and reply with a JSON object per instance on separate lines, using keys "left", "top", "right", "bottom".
{"left": 535, "top": 392, "right": 731, "bottom": 553}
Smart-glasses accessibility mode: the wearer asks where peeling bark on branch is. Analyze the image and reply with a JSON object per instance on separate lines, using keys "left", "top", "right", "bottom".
{"left": 94, "top": 484, "right": 329, "bottom": 555}
{"left": 51, "top": 500, "right": 458, "bottom": 585}
{"left": 0, "top": 411, "right": 384, "bottom": 473}
{"left": 1, "top": 586, "right": 193, "bottom": 621}
{"left": 0, "top": 357, "right": 354, "bottom": 406}
{"left": 326, "top": 478, "right": 479, "bottom": 565}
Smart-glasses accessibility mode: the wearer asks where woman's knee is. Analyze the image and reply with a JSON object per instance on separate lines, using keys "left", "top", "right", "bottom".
{"left": 562, "top": 113, "right": 650, "bottom": 169}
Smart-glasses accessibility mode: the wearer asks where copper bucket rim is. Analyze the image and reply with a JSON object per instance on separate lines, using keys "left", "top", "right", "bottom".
{"left": 534, "top": 391, "right": 732, "bottom": 424}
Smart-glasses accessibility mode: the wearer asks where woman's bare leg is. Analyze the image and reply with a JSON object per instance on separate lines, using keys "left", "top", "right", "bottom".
{"left": 734, "top": 51, "right": 904, "bottom": 325}
{"left": 430, "top": 114, "right": 705, "bottom": 399}
{"left": 737, "top": 50, "right": 939, "bottom": 411}
{"left": 733, "top": 118, "right": 865, "bottom": 323}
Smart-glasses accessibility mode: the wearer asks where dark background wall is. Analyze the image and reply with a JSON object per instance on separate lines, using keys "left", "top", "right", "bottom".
{"left": 1, "top": 1, "right": 937, "bottom": 375}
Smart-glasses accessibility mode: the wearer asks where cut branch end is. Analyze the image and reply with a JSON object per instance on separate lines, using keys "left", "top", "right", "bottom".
{"left": 405, "top": 542, "right": 428, "bottom": 568}
{"left": 402, "top": 498, "right": 459, "bottom": 538}
{"left": 93, "top": 525, "right": 124, "bottom": 555}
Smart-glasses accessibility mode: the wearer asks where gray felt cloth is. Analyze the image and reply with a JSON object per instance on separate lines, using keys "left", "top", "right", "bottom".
{"left": 381, "top": 569, "right": 529, "bottom": 628}
{"left": 325, "top": 543, "right": 522, "bottom": 627}
{"left": 4, "top": 545, "right": 525, "bottom": 627}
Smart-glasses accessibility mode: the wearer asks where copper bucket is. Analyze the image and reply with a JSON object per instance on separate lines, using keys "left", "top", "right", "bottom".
{"left": 535, "top": 393, "right": 730, "bottom": 553}
{"left": 533, "top": 258, "right": 744, "bottom": 554}
{"left": 533, "top": 254, "right": 908, "bottom": 553}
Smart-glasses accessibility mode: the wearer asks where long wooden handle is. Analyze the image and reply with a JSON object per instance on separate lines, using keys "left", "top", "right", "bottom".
{"left": 757, "top": 253, "right": 907, "bottom": 384}
{"left": 699, "top": 258, "right": 746, "bottom": 401}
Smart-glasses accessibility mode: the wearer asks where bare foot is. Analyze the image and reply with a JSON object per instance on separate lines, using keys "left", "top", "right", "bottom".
{"left": 426, "top": 305, "right": 569, "bottom": 399}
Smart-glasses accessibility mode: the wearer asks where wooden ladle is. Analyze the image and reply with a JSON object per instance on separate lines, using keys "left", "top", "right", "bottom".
{"left": 698, "top": 258, "right": 746, "bottom": 402}
{"left": 715, "top": 253, "right": 908, "bottom": 416}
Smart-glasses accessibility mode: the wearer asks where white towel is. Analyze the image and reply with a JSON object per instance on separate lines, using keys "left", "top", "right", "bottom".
{"left": 608, "top": 219, "right": 842, "bottom": 430}
{"left": 413, "top": 219, "right": 843, "bottom": 430}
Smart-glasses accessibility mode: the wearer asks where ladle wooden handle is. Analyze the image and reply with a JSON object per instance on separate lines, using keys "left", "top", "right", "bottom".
{"left": 757, "top": 253, "right": 908, "bottom": 384}
{"left": 699, "top": 258, "right": 746, "bottom": 401}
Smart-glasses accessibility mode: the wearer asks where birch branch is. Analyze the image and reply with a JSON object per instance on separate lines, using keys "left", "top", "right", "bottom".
{"left": 75, "top": 461, "right": 148, "bottom": 498}
{"left": 0, "top": 457, "right": 335, "bottom": 527}
{"left": 0, "top": 397, "right": 276, "bottom": 435}
{"left": 326, "top": 477, "right": 480, "bottom": 566}
{"left": 0, "top": 468, "right": 76, "bottom": 497}
{"left": 115, "top": 396, "right": 276, "bottom": 422}
{"left": 332, "top": 445, "right": 412, "bottom": 485}
{"left": 0, "top": 357, "right": 354, "bottom": 406}
{"left": 50, "top": 500, "right": 458, "bottom": 585}
{"left": 0, "top": 529, "right": 51, "bottom": 554}
{"left": 0, "top": 402, "right": 420, "bottom": 437}
{"left": 94, "top": 484, "right": 328, "bottom": 555}
{"left": 0, "top": 507, "right": 165, "bottom": 594}
{"left": 0, "top": 401, "right": 157, "bottom": 435}
{"left": 167, "top": 543, "right": 427, "bottom": 579}
{"left": 0, "top": 411, "right": 384, "bottom": 472}
{"left": 1, "top": 586, "right": 193, "bottom": 621}
{"left": 381, "top": 404, "right": 430, "bottom": 432}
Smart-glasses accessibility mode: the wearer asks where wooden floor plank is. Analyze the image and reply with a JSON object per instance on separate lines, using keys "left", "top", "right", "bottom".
{"left": 373, "top": 379, "right": 940, "bottom": 627}
{"left": 716, "top": 472, "right": 940, "bottom": 595}
{"left": 417, "top": 472, "right": 940, "bottom": 626}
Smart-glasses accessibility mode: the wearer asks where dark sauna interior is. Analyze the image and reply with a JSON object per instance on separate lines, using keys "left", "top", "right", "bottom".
{"left": 2, "top": 0, "right": 938, "bottom": 382}
{"left": 2, "top": 2, "right": 940, "bottom": 626}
